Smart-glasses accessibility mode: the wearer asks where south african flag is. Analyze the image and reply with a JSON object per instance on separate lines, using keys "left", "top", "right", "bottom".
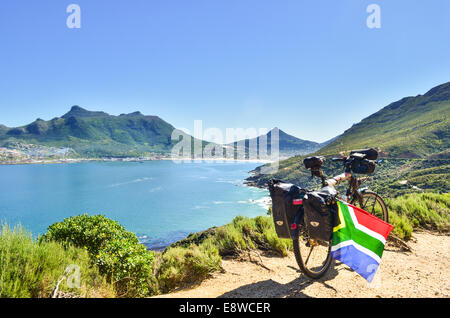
{"left": 331, "top": 200, "right": 393, "bottom": 282}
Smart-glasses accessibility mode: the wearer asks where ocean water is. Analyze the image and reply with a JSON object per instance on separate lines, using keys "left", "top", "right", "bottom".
{"left": 0, "top": 160, "right": 269, "bottom": 249}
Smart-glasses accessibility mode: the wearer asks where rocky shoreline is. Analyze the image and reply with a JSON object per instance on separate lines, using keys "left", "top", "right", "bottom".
{"left": 243, "top": 167, "right": 270, "bottom": 189}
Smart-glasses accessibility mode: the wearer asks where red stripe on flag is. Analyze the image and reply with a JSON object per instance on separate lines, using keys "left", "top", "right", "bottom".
{"left": 346, "top": 203, "right": 393, "bottom": 240}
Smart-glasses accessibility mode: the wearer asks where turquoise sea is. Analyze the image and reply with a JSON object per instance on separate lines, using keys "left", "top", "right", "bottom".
{"left": 0, "top": 160, "right": 269, "bottom": 250}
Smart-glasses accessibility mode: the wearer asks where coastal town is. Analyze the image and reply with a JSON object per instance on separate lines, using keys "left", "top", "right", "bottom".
{"left": 0, "top": 142, "right": 166, "bottom": 165}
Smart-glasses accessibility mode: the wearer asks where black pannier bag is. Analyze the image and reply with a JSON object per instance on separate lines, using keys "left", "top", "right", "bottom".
{"left": 303, "top": 156, "right": 325, "bottom": 170}
{"left": 350, "top": 148, "right": 378, "bottom": 160}
{"left": 268, "top": 179, "right": 303, "bottom": 239}
{"left": 302, "top": 186, "right": 337, "bottom": 242}
{"left": 351, "top": 158, "right": 376, "bottom": 174}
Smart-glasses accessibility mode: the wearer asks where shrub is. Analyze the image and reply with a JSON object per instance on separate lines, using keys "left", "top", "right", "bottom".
{"left": 386, "top": 192, "right": 450, "bottom": 235}
{"left": 214, "top": 224, "right": 249, "bottom": 255}
{"left": 41, "top": 214, "right": 156, "bottom": 297}
{"left": 0, "top": 223, "right": 114, "bottom": 298}
{"left": 388, "top": 212, "right": 414, "bottom": 240}
{"left": 154, "top": 214, "right": 292, "bottom": 293}
{"left": 157, "top": 240, "right": 221, "bottom": 292}
{"left": 173, "top": 215, "right": 292, "bottom": 258}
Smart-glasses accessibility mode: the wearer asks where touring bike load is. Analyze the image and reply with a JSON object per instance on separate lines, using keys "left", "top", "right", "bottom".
{"left": 268, "top": 148, "right": 388, "bottom": 278}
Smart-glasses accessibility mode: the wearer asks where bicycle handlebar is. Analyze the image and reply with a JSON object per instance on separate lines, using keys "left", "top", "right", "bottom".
{"left": 325, "top": 172, "right": 351, "bottom": 187}
{"left": 331, "top": 156, "right": 348, "bottom": 162}
{"left": 305, "top": 155, "right": 367, "bottom": 188}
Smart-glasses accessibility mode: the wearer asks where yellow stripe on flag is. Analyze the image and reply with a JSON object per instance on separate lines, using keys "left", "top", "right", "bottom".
{"left": 333, "top": 201, "right": 346, "bottom": 232}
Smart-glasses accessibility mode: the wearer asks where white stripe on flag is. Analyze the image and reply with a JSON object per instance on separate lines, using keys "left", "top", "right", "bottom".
{"left": 347, "top": 205, "right": 387, "bottom": 245}
{"left": 331, "top": 240, "right": 381, "bottom": 264}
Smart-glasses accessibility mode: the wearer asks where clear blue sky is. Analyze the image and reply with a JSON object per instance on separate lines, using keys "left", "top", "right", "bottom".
{"left": 0, "top": 0, "right": 449, "bottom": 142}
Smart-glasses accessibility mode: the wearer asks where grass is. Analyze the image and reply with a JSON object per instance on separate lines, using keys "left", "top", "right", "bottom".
{"left": 0, "top": 223, "right": 114, "bottom": 298}
{"left": 386, "top": 192, "right": 450, "bottom": 240}
{"left": 36, "top": 214, "right": 291, "bottom": 295}
{"left": 155, "top": 215, "right": 292, "bottom": 292}
{"left": 156, "top": 240, "right": 221, "bottom": 293}
{"left": 1, "top": 191, "right": 447, "bottom": 297}
{"left": 41, "top": 214, "right": 157, "bottom": 297}
{"left": 171, "top": 215, "right": 292, "bottom": 257}
{"left": 155, "top": 191, "right": 450, "bottom": 292}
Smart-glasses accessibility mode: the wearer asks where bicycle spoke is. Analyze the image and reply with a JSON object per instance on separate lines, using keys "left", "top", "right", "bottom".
{"left": 371, "top": 197, "right": 377, "bottom": 214}
{"left": 354, "top": 191, "right": 388, "bottom": 222}
{"left": 363, "top": 196, "right": 370, "bottom": 209}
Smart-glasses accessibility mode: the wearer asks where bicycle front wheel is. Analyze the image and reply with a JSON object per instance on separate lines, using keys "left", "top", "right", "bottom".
{"left": 351, "top": 190, "right": 389, "bottom": 222}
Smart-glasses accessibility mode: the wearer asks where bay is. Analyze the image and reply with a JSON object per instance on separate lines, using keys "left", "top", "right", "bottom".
{"left": 0, "top": 160, "right": 269, "bottom": 250}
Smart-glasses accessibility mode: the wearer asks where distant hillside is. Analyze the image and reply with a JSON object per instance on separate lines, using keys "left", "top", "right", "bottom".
{"left": 0, "top": 124, "right": 8, "bottom": 134}
{"left": 320, "top": 82, "right": 450, "bottom": 158}
{"left": 227, "top": 127, "right": 323, "bottom": 159}
{"left": 246, "top": 82, "right": 450, "bottom": 196}
{"left": 319, "top": 135, "right": 340, "bottom": 147}
{"left": 0, "top": 106, "right": 196, "bottom": 158}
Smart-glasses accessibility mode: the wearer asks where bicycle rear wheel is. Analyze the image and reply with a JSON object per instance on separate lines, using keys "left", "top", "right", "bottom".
{"left": 351, "top": 190, "right": 389, "bottom": 222}
{"left": 292, "top": 227, "right": 333, "bottom": 279}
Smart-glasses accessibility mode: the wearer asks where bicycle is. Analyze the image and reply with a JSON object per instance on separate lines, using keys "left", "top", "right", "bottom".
{"left": 291, "top": 149, "right": 388, "bottom": 279}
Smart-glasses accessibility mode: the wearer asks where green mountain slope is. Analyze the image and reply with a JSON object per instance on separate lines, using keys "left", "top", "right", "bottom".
{"left": 247, "top": 82, "right": 450, "bottom": 196}
{"left": 320, "top": 82, "right": 450, "bottom": 158}
{"left": 0, "top": 106, "right": 193, "bottom": 157}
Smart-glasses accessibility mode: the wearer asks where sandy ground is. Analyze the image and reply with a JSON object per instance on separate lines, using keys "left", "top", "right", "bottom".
{"left": 155, "top": 231, "right": 449, "bottom": 298}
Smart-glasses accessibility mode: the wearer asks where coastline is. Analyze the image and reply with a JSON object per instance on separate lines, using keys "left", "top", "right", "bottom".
{"left": 0, "top": 157, "right": 273, "bottom": 166}
{"left": 1, "top": 155, "right": 273, "bottom": 252}
{"left": 144, "top": 189, "right": 272, "bottom": 252}
{"left": 141, "top": 168, "right": 272, "bottom": 252}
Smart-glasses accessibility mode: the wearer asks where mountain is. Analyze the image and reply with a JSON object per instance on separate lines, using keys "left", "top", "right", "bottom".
{"left": 61, "top": 105, "right": 109, "bottom": 119}
{"left": 227, "top": 127, "right": 323, "bottom": 159}
{"left": 0, "top": 106, "right": 195, "bottom": 158}
{"left": 0, "top": 124, "right": 8, "bottom": 134}
{"left": 246, "top": 82, "right": 450, "bottom": 195}
{"left": 319, "top": 135, "right": 340, "bottom": 147}
{"left": 319, "top": 82, "right": 450, "bottom": 158}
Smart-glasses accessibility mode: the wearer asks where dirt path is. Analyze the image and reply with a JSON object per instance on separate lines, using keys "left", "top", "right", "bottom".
{"left": 155, "top": 231, "right": 449, "bottom": 298}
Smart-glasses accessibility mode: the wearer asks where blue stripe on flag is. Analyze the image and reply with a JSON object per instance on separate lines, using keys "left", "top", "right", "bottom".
{"left": 331, "top": 245, "right": 380, "bottom": 282}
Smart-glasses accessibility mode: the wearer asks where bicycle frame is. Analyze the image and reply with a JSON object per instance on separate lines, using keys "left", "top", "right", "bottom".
{"left": 289, "top": 162, "right": 370, "bottom": 239}
{"left": 326, "top": 172, "right": 368, "bottom": 202}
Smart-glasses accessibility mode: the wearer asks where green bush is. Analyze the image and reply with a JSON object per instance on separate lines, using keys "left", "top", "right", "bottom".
{"left": 0, "top": 223, "right": 114, "bottom": 298}
{"left": 214, "top": 224, "right": 250, "bottom": 255}
{"left": 157, "top": 240, "right": 221, "bottom": 292}
{"left": 154, "top": 214, "right": 292, "bottom": 293}
{"left": 172, "top": 215, "right": 292, "bottom": 258}
{"left": 388, "top": 212, "right": 414, "bottom": 240}
{"left": 386, "top": 192, "right": 450, "bottom": 236}
{"left": 41, "top": 214, "right": 157, "bottom": 297}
